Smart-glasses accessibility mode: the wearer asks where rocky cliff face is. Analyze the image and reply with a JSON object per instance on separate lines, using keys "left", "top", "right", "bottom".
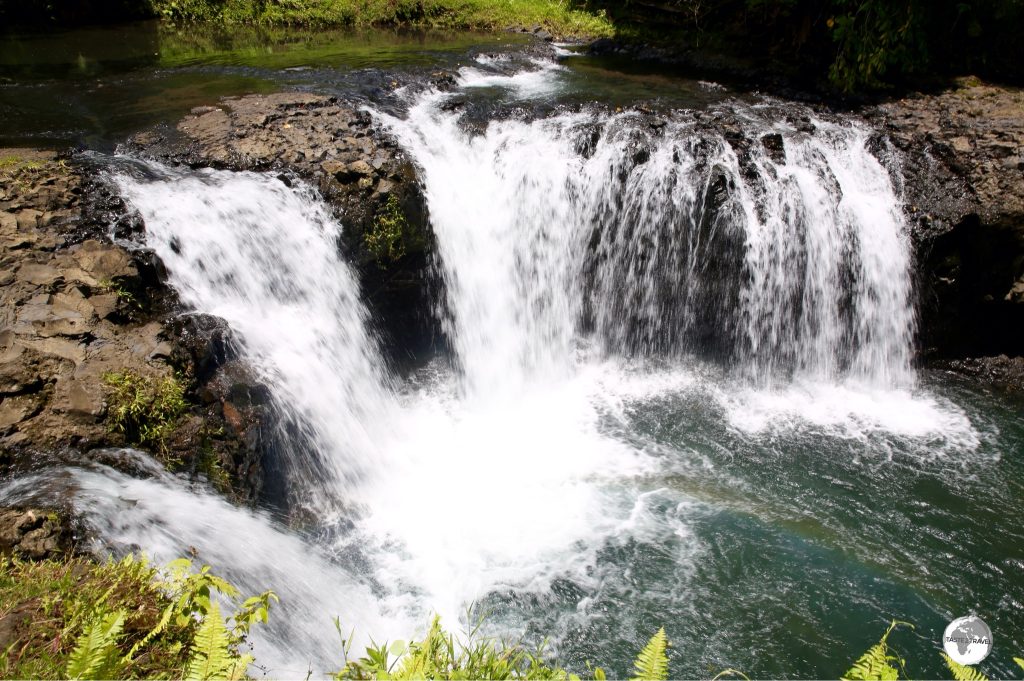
{"left": 867, "top": 79, "right": 1024, "bottom": 385}
{"left": 0, "top": 151, "right": 272, "bottom": 508}
{"left": 1, "top": 92, "right": 442, "bottom": 553}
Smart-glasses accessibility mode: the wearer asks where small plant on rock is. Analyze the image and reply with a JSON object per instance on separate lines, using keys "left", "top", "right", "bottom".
{"left": 364, "top": 194, "right": 408, "bottom": 264}
{"left": 103, "top": 370, "right": 187, "bottom": 457}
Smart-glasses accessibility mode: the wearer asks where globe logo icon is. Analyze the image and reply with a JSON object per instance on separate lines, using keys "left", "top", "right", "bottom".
{"left": 943, "top": 616, "right": 993, "bottom": 665}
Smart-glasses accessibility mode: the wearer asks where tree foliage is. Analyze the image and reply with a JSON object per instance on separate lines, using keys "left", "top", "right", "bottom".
{"left": 579, "top": 0, "right": 1024, "bottom": 91}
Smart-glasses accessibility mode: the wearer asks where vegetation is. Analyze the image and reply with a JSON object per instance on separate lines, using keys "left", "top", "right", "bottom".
{"left": 0, "top": 555, "right": 274, "bottom": 680}
{"left": 579, "top": 0, "right": 1024, "bottom": 92}
{"left": 841, "top": 621, "right": 910, "bottom": 680}
{"left": 365, "top": 194, "right": 411, "bottom": 265}
{"left": 102, "top": 370, "right": 187, "bottom": 456}
{"left": 4, "top": 0, "right": 1021, "bottom": 91}
{"left": 3, "top": 557, "right": 1023, "bottom": 680}
{"left": 153, "top": 0, "right": 613, "bottom": 36}
{"left": 841, "top": 620, "right": 1024, "bottom": 681}
{"left": 334, "top": 614, "right": 670, "bottom": 680}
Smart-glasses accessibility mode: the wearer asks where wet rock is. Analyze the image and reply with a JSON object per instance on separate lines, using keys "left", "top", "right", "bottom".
{"left": 0, "top": 507, "right": 77, "bottom": 559}
{"left": 932, "top": 355, "right": 1024, "bottom": 392}
{"left": 167, "top": 313, "right": 236, "bottom": 384}
{"left": 0, "top": 151, "right": 265, "bottom": 504}
{"left": 761, "top": 133, "right": 786, "bottom": 163}
{"left": 868, "top": 79, "right": 1024, "bottom": 362}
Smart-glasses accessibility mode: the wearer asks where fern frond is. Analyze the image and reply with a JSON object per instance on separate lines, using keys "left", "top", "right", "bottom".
{"left": 842, "top": 621, "right": 912, "bottom": 681}
{"left": 185, "top": 601, "right": 236, "bottom": 681}
{"left": 66, "top": 610, "right": 126, "bottom": 680}
{"left": 941, "top": 653, "right": 988, "bottom": 681}
{"left": 124, "top": 603, "right": 175, "bottom": 663}
{"left": 842, "top": 642, "right": 900, "bottom": 681}
{"left": 631, "top": 627, "right": 669, "bottom": 681}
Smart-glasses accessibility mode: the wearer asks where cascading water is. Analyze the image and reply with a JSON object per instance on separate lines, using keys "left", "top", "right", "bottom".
{"left": 112, "top": 163, "right": 397, "bottom": 509}
{"left": 2, "top": 54, "right": 1003, "bottom": 678}
{"left": 382, "top": 82, "right": 915, "bottom": 389}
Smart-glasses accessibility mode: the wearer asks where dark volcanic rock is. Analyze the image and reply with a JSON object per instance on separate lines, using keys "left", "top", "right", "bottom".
{"left": 867, "top": 79, "right": 1024, "bottom": 369}
{"left": 932, "top": 355, "right": 1024, "bottom": 393}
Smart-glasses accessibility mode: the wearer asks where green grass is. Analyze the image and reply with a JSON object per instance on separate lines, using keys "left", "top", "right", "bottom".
{"left": 153, "top": 0, "right": 614, "bottom": 38}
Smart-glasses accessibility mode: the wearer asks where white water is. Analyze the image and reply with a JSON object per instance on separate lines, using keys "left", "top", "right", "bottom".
{"left": 113, "top": 166, "right": 396, "bottom": 509}
{"left": 9, "top": 58, "right": 985, "bottom": 674}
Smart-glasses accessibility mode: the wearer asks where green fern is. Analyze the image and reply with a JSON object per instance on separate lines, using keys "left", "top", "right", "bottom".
{"left": 185, "top": 600, "right": 247, "bottom": 681}
{"left": 631, "top": 628, "right": 669, "bottom": 681}
{"left": 66, "top": 610, "right": 127, "bottom": 680}
{"left": 941, "top": 653, "right": 988, "bottom": 681}
{"left": 842, "top": 621, "right": 910, "bottom": 680}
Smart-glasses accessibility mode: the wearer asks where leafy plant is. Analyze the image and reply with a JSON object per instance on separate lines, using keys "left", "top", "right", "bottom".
{"left": 103, "top": 370, "right": 187, "bottom": 456}
{"left": 841, "top": 620, "right": 910, "bottom": 681}
{"left": 333, "top": 613, "right": 611, "bottom": 680}
{"left": 365, "top": 194, "right": 409, "bottom": 264}
{"left": 826, "top": 0, "right": 926, "bottom": 92}
{"left": 1, "top": 555, "right": 277, "bottom": 681}
{"left": 66, "top": 610, "right": 127, "bottom": 680}
{"left": 941, "top": 653, "right": 988, "bottom": 681}
{"left": 631, "top": 627, "right": 669, "bottom": 681}
{"left": 95, "top": 278, "right": 142, "bottom": 312}
{"left": 184, "top": 601, "right": 249, "bottom": 681}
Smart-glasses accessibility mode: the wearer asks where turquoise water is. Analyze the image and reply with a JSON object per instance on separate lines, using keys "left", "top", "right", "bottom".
{"left": 489, "top": 369, "right": 1023, "bottom": 678}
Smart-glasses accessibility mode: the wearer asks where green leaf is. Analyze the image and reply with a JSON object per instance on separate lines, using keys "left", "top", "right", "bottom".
{"left": 66, "top": 610, "right": 126, "bottom": 680}
{"left": 631, "top": 628, "right": 669, "bottom": 681}
{"left": 941, "top": 653, "right": 988, "bottom": 681}
{"left": 842, "top": 621, "right": 910, "bottom": 681}
{"left": 185, "top": 600, "right": 239, "bottom": 681}
{"left": 1014, "top": 658, "right": 1024, "bottom": 672}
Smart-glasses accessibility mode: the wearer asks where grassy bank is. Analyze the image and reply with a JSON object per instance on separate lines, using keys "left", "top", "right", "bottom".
{"left": 153, "top": 0, "right": 614, "bottom": 38}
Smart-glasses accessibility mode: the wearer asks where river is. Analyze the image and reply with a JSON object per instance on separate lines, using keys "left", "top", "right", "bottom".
{"left": 1, "top": 22, "right": 1022, "bottom": 679}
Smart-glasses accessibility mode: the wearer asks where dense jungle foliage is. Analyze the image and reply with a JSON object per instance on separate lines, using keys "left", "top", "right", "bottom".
{"left": 579, "top": 0, "right": 1024, "bottom": 90}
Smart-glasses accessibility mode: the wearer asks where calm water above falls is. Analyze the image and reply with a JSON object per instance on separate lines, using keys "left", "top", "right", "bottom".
{"left": 1, "top": 27, "right": 1022, "bottom": 680}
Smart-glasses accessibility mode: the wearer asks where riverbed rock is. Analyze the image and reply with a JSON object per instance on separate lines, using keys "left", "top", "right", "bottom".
{"left": 932, "top": 355, "right": 1024, "bottom": 393}
{"left": 867, "top": 78, "right": 1024, "bottom": 377}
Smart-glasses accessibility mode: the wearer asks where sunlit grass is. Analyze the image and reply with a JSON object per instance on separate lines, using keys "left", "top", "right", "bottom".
{"left": 154, "top": 0, "right": 614, "bottom": 38}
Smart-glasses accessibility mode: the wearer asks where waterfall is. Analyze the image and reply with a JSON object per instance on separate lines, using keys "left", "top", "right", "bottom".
{"left": 9, "top": 57, "right": 980, "bottom": 677}
{"left": 112, "top": 163, "right": 397, "bottom": 508}
{"left": 382, "top": 90, "right": 915, "bottom": 391}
